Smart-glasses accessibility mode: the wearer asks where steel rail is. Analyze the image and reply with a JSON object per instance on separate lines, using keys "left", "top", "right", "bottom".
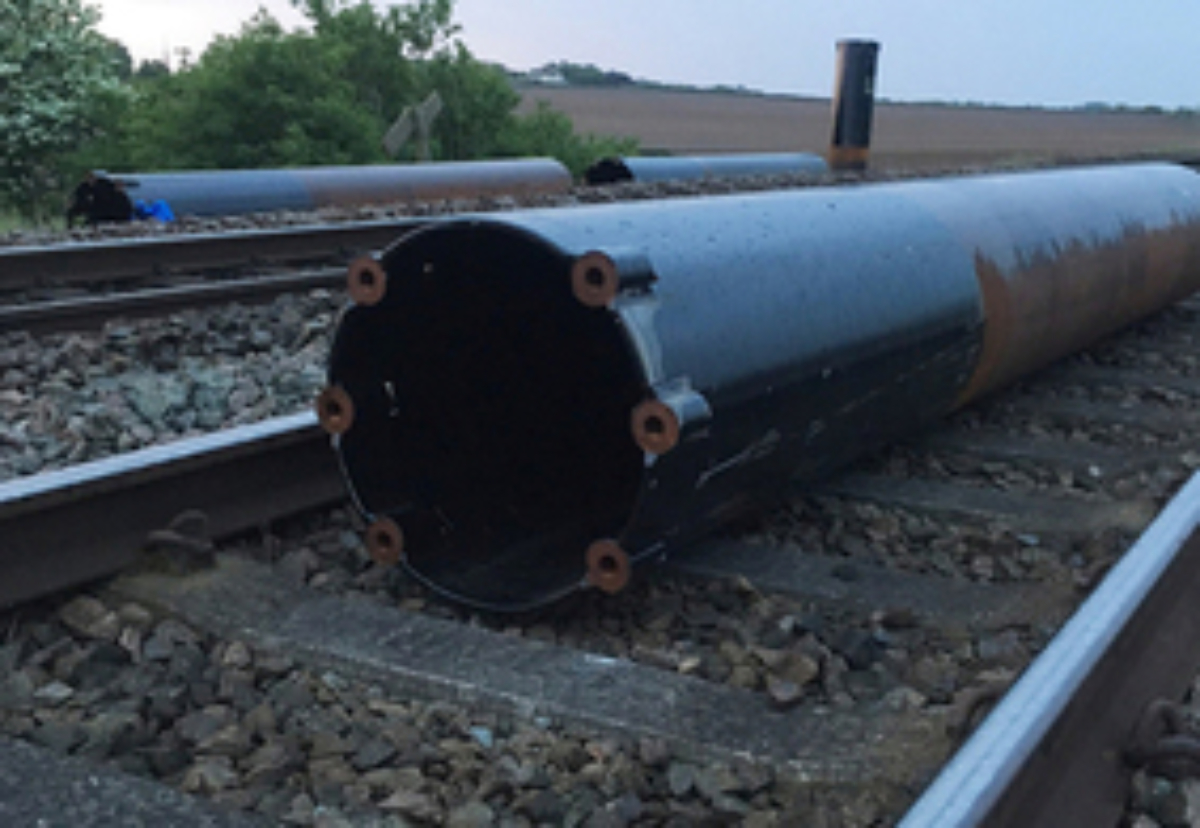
{"left": 0, "top": 413, "right": 336, "bottom": 610}
{"left": 899, "top": 472, "right": 1200, "bottom": 827}
{"left": 0, "top": 268, "right": 344, "bottom": 335}
{"left": 0, "top": 218, "right": 422, "bottom": 292}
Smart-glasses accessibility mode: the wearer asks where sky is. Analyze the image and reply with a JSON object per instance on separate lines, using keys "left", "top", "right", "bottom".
{"left": 94, "top": 0, "right": 1200, "bottom": 109}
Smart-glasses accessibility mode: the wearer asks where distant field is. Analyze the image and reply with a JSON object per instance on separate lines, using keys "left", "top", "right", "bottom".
{"left": 518, "top": 85, "right": 1200, "bottom": 168}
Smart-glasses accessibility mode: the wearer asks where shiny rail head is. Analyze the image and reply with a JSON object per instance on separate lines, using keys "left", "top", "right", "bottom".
{"left": 327, "top": 220, "right": 648, "bottom": 610}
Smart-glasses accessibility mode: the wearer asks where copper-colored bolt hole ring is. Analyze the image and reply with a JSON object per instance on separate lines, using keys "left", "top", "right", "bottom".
{"left": 365, "top": 518, "right": 405, "bottom": 566}
{"left": 315, "top": 386, "right": 355, "bottom": 435}
{"left": 571, "top": 251, "right": 619, "bottom": 308}
{"left": 631, "top": 399, "right": 680, "bottom": 455}
{"left": 347, "top": 256, "right": 388, "bottom": 307}
{"left": 586, "top": 540, "right": 630, "bottom": 594}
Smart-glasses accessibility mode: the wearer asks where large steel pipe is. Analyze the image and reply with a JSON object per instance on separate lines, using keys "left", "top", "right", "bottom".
{"left": 584, "top": 153, "right": 829, "bottom": 185}
{"left": 82, "top": 158, "right": 572, "bottom": 219}
{"left": 322, "top": 163, "right": 1200, "bottom": 610}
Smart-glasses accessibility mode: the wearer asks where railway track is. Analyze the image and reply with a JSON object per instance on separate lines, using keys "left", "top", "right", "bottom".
{"left": 0, "top": 269, "right": 348, "bottom": 336}
{"left": 4, "top": 164, "right": 1200, "bottom": 824}
{"left": 0, "top": 219, "right": 423, "bottom": 294}
{"left": 0, "top": 174, "right": 835, "bottom": 335}
{"left": 2, "top": 284, "right": 1200, "bottom": 824}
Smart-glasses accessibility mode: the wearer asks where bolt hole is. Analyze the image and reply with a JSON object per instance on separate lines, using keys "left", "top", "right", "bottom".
{"left": 357, "top": 270, "right": 376, "bottom": 287}
{"left": 323, "top": 399, "right": 343, "bottom": 420}
{"left": 644, "top": 415, "right": 666, "bottom": 435}
{"left": 598, "top": 553, "right": 619, "bottom": 573}
{"left": 367, "top": 519, "right": 403, "bottom": 564}
{"left": 585, "top": 266, "right": 606, "bottom": 288}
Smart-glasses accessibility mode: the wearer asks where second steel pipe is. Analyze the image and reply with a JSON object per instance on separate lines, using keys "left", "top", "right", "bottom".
{"left": 94, "top": 158, "right": 572, "bottom": 218}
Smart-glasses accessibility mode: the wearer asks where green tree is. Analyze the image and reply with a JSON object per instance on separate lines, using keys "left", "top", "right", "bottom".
{"left": 292, "top": 0, "right": 456, "bottom": 122}
{"left": 134, "top": 60, "right": 170, "bottom": 81}
{"left": 150, "top": 12, "right": 385, "bottom": 168}
{"left": 76, "top": 1, "right": 638, "bottom": 183}
{"left": 0, "top": 0, "right": 128, "bottom": 218}
{"left": 87, "top": 1, "right": 461, "bottom": 171}
{"left": 410, "top": 49, "right": 640, "bottom": 171}
{"left": 537, "top": 61, "right": 634, "bottom": 87}
{"left": 296, "top": 0, "right": 458, "bottom": 59}
{"left": 414, "top": 47, "right": 518, "bottom": 159}
{"left": 101, "top": 36, "right": 133, "bottom": 81}
{"left": 500, "top": 102, "right": 638, "bottom": 177}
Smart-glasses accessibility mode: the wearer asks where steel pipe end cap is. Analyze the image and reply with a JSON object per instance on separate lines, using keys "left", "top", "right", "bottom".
{"left": 347, "top": 256, "right": 388, "bottom": 307}
{"left": 315, "top": 385, "right": 355, "bottom": 435}
{"left": 586, "top": 539, "right": 631, "bottom": 594}
{"left": 631, "top": 398, "right": 681, "bottom": 455}
{"left": 571, "top": 251, "right": 620, "bottom": 308}
{"left": 365, "top": 517, "right": 405, "bottom": 566}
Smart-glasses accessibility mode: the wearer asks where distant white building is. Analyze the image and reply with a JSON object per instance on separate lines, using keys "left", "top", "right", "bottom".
{"left": 526, "top": 67, "right": 567, "bottom": 85}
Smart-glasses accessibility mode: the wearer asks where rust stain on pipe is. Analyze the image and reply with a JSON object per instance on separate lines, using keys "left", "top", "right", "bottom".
{"left": 959, "top": 225, "right": 1200, "bottom": 405}
{"left": 827, "top": 146, "right": 871, "bottom": 171}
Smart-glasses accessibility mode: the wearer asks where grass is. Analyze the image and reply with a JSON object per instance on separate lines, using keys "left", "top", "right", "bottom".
{"left": 0, "top": 209, "right": 60, "bottom": 235}
{"left": 0, "top": 209, "right": 43, "bottom": 234}
{"left": 0, "top": 210, "right": 28, "bottom": 233}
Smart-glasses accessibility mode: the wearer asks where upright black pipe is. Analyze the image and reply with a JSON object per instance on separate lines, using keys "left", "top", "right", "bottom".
{"left": 829, "top": 39, "right": 880, "bottom": 171}
{"left": 321, "top": 163, "right": 1200, "bottom": 611}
